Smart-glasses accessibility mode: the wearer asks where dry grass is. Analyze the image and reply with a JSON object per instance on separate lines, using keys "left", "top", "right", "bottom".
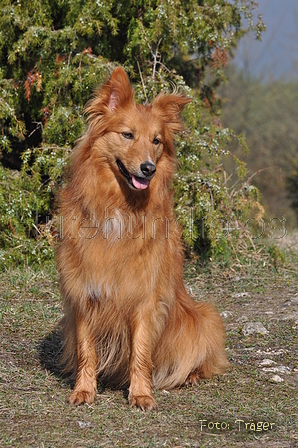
{"left": 0, "top": 239, "right": 298, "bottom": 447}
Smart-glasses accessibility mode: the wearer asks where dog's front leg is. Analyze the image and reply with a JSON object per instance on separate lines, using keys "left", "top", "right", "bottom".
{"left": 68, "top": 312, "right": 98, "bottom": 405}
{"left": 128, "top": 310, "right": 158, "bottom": 411}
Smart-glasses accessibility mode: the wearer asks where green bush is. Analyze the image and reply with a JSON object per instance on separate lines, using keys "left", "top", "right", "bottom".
{"left": 0, "top": 163, "right": 55, "bottom": 268}
{"left": 0, "top": 0, "right": 265, "bottom": 268}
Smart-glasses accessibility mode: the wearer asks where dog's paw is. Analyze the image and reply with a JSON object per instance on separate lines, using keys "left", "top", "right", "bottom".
{"left": 68, "top": 389, "right": 96, "bottom": 406}
{"left": 129, "top": 394, "right": 157, "bottom": 411}
{"left": 184, "top": 369, "right": 201, "bottom": 387}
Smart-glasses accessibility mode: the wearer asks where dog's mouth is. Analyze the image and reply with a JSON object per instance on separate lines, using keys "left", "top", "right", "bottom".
{"left": 116, "top": 160, "right": 151, "bottom": 190}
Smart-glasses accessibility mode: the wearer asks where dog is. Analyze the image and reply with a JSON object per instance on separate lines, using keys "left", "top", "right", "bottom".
{"left": 57, "top": 67, "right": 228, "bottom": 411}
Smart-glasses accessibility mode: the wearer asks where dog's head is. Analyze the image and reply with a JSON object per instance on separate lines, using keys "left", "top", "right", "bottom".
{"left": 85, "top": 67, "right": 191, "bottom": 191}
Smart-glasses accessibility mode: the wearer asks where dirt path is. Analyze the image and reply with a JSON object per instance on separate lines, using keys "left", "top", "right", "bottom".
{"left": 0, "top": 239, "right": 297, "bottom": 447}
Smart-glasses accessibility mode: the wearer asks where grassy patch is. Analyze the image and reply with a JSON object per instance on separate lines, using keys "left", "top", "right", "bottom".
{"left": 1, "top": 243, "right": 298, "bottom": 447}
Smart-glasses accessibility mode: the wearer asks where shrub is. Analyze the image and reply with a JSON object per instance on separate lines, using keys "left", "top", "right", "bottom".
{"left": 0, "top": 0, "right": 265, "bottom": 268}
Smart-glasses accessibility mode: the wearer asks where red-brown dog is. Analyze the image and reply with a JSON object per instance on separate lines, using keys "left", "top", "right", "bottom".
{"left": 57, "top": 67, "right": 228, "bottom": 411}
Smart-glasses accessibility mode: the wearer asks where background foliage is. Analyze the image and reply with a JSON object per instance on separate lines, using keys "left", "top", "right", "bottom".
{"left": 220, "top": 65, "right": 298, "bottom": 229}
{"left": 0, "top": 0, "right": 266, "bottom": 268}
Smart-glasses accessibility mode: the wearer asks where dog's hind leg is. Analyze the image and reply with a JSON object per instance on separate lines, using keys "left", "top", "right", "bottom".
{"left": 184, "top": 368, "right": 201, "bottom": 386}
{"left": 191, "top": 301, "right": 228, "bottom": 380}
{"left": 68, "top": 310, "right": 98, "bottom": 405}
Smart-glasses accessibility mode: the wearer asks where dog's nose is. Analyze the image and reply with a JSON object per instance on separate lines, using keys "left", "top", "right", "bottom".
{"left": 140, "top": 161, "right": 156, "bottom": 178}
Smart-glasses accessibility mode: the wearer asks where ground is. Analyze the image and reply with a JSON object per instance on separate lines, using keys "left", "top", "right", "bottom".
{"left": 0, "top": 236, "right": 297, "bottom": 447}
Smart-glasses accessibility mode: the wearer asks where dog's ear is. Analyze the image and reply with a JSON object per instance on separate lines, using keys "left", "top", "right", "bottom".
{"left": 152, "top": 94, "right": 191, "bottom": 133}
{"left": 106, "top": 67, "right": 134, "bottom": 111}
{"left": 85, "top": 68, "right": 134, "bottom": 126}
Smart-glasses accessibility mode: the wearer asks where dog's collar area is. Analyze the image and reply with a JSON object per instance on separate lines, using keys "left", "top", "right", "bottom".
{"left": 116, "top": 159, "right": 151, "bottom": 190}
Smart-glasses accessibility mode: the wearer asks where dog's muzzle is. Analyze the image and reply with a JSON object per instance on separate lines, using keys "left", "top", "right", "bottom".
{"left": 116, "top": 160, "right": 156, "bottom": 190}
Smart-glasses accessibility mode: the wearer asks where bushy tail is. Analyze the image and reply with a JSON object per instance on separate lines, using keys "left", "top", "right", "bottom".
{"left": 152, "top": 294, "right": 228, "bottom": 390}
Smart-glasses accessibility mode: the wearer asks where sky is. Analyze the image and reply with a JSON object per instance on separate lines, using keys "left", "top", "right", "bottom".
{"left": 234, "top": 0, "right": 298, "bottom": 79}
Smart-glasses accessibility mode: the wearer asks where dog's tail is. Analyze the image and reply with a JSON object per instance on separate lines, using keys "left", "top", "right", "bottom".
{"left": 152, "top": 291, "right": 228, "bottom": 390}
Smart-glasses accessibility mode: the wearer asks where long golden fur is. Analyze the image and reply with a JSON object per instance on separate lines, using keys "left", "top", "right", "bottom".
{"left": 57, "top": 67, "right": 228, "bottom": 411}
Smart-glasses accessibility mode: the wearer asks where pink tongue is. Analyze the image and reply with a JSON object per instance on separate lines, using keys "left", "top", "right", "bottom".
{"left": 132, "top": 175, "right": 150, "bottom": 190}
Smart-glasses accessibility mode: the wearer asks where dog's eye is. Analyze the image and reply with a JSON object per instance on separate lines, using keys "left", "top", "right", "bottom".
{"left": 122, "top": 132, "right": 134, "bottom": 140}
{"left": 153, "top": 138, "right": 160, "bottom": 145}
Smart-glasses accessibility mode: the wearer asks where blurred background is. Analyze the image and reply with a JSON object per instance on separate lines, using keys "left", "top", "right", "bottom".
{"left": 221, "top": 0, "right": 298, "bottom": 229}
